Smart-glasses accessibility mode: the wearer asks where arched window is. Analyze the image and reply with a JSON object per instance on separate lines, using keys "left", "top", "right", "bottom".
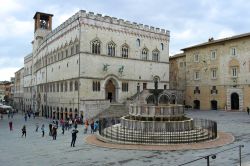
{"left": 152, "top": 49, "right": 160, "bottom": 61}
{"left": 64, "top": 81, "right": 68, "bottom": 92}
{"left": 75, "top": 80, "right": 78, "bottom": 91}
{"left": 141, "top": 48, "right": 148, "bottom": 60}
{"left": 121, "top": 44, "right": 129, "bottom": 58}
{"left": 91, "top": 39, "right": 101, "bottom": 54}
{"left": 75, "top": 44, "right": 79, "bottom": 54}
{"left": 161, "top": 43, "right": 164, "bottom": 50}
{"left": 136, "top": 39, "right": 140, "bottom": 47}
{"left": 108, "top": 41, "right": 116, "bottom": 56}
{"left": 70, "top": 81, "right": 73, "bottom": 91}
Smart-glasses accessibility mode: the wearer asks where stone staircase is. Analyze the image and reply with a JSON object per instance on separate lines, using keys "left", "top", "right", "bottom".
{"left": 97, "top": 124, "right": 212, "bottom": 144}
{"left": 95, "top": 103, "right": 128, "bottom": 118}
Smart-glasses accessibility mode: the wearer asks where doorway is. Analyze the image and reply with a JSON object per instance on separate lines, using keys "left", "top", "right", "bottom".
{"left": 193, "top": 100, "right": 200, "bottom": 109}
{"left": 211, "top": 100, "right": 217, "bottom": 110}
{"left": 105, "top": 80, "right": 116, "bottom": 102}
{"left": 231, "top": 93, "right": 239, "bottom": 110}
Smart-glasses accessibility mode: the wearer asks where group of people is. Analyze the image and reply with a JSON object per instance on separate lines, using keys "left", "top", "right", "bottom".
{"left": 84, "top": 119, "right": 99, "bottom": 134}
{"left": 4, "top": 112, "right": 99, "bottom": 147}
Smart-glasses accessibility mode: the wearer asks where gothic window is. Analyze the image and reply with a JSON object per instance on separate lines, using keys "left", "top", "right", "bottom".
{"left": 54, "top": 54, "right": 57, "bottom": 61}
{"left": 60, "top": 82, "right": 63, "bottom": 92}
{"left": 53, "top": 83, "right": 55, "bottom": 92}
{"left": 121, "top": 44, "right": 129, "bottom": 58}
{"left": 122, "top": 82, "right": 128, "bottom": 92}
{"left": 70, "top": 81, "right": 73, "bottom": 91}
{"left": 161, "top": 43, "right": 164, "bottom": 50}
{"left": 141, "top": 48, "right": 148, "bottom": 60}
{"left": 92, "top": 81, "right": 100, "bottom": 91}
{"left": 65, "top": 81, "right": 68, "bottom": 92}
{"left": 57, "top": 83, "right": 59, "bottom": 92}
{"left": 152, "top": 49, "right": 160, "bottom": 61}
{"left": 61, "top": 51, "right": 64, "bottom": 59}
{"left": 107, "top": 41, "right": 116, "bottom": 56}
{"left": 71, "top": 46, "right": 74, "bottom": 55}
{"left": 65, "top": 49, "right": 68, "bottom": 57}
{"left": 136, "top": 39, "right": 140, "bottom": 47}
{"left": 50, "top": 83, "right": 52, "bottom": 92}
{"left": 75, "top": 44, "right": 79, "bottom": 54}
{"left": 91, "top": 39, "right": 101, "bottom": 54}
{"left": 75, "top": 80, "right": 78, "bottom": 91}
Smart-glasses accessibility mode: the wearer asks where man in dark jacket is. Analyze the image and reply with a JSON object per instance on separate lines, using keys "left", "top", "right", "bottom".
{"left": 71, "top": 128, "right": 79, "bottom": 147}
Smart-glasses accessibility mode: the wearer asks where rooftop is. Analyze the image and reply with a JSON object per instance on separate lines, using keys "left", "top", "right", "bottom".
{"left": 182, "top": 32, "right": 250, "bottom": 51}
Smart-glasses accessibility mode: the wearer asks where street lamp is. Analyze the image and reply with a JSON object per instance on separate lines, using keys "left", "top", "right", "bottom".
{"left": 204, "top": 154, "right": 216, "bottom": 166}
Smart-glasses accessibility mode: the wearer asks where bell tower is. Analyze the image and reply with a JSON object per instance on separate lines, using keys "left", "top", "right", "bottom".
{"left": 33, "top": 12, "right": 53, "bottom": 50}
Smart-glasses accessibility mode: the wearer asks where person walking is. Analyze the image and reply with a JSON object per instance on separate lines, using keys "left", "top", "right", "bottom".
{"left": 9, "top": 121, "right": 13, "bottom": 131}
{"left": 41, "top": 124, "right": 45, "bottom": 137}
{"left": 35, "top": 123, "right": 39, "bottom": 132}
{"left": 49, "top": 123, "right": 52, "bottom": 136}
{"left": 71, "top": 128, "right": 79, "bottom": 147}
{"left": 247, "top": 107, "right": 250, "bottom": 115}
{"left": 24, "top": 114, "right": 27, "bottom": 122}
{"left": 52, "top": 125, "right": 57, "bottom": 140}
{"left": 62, "top": 123, "right": 65, "bottom": 135}
{"left": 90, "top": 119, "right": 94, "bottom": 134}
{"left": 21, "top": 125, "right": 26, "bottom": 138}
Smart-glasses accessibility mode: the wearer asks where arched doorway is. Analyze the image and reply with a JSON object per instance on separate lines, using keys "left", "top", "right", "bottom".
{"left": 147, "top": 95, "right": 156, "bottom": 104}
{"left": 193, "top": 100, "right": 200, "bottom": 109}
{"left": 170, "top": 95, "right": 176, "bottom": 104}
{"left": 74, "top": 109, "right": 78, "bottom": 118}
{"left": 56, "top": 107, "right": 59, "bottom": 120}
{"left": 158, "top": 95, "right": 169, "bottom": 104}
{"left": 60, "top": 107, "right": 63, "bottom": 120}
{"left": 211, "top": 100, "right": 217, "bottom": 110}
{"left": 231, "top": 93, "right": 239, "bottom": 110}
{"left": 65, "top": 108, "right": 68, "bottom": 120}
{"left": 105, "top": 80, "right": 116, "bottom": 102}
{"left": 69, "top": 108, "right": 73, "bottom": 119}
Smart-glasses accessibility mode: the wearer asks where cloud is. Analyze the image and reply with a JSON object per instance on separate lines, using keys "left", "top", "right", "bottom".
{"left": 0, "top": 16, "right": 33, "bottom": 38}
{"left": 217, "top": 29, "right": 236, "bottom": 39}
{"left": 0, "top": 67, "right": 18, "bottom": 81}
{"left": 0, "top": 57, "right": 23, "bottom": 69}
{"left": 0, "top": 0, "right": 23, "bottom": 16}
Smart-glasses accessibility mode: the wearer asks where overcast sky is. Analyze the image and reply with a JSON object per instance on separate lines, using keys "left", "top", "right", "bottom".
{"left": 1, "top": 0, "right": 250, "bottom": 81}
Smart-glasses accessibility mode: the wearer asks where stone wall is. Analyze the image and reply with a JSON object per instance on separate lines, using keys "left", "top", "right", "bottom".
{"left": 80, "top": 99, "right": 110, "bottom": 119}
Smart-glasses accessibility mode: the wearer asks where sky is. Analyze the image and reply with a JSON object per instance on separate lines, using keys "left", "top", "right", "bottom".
{"left": 1, "top": 0, "right": 250, "bottom": 81}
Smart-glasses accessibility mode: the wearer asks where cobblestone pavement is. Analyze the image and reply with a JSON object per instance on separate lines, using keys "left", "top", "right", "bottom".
{"left": 0, "top": 110, "right": 250, "bottom": 166}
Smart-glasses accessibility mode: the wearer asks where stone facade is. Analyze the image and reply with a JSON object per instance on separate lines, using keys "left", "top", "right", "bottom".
{"left": 23, "top": 53, "right": 33, "bottom": 112}
{"left": 169, "top": 53, "right": 186, "bottom": 104}
{"left": 14, "top": 68, "right": 24, "bottom": 111}
{"left": 18, "top": 11, "right": 170, "bottom": 120}
{"left": 182, "top": 33, "right": 250, "bottom": 111}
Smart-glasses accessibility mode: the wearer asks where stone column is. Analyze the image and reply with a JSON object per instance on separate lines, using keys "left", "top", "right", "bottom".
{"left": 36, "top": 13, "right": 40, "bottom": 31}
{"left": 48, "top": 16, "right": 52, "bottom": 30}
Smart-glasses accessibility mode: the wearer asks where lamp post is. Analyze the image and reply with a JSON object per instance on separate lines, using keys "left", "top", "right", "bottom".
{"left": 239, "top": 145, "right": 244, "bottom": 166}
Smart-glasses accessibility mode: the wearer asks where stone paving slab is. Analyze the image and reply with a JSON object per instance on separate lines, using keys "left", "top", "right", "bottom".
{"left": 85, "top": 131, "right": 234, "bottom": 151}
{"left": 1, "top": 110, "right": 250, "bottom": 166}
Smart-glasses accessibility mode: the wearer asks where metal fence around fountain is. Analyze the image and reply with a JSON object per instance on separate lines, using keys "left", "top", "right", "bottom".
{"left": 98, "top": 117, "right": 217, "bottom": 144}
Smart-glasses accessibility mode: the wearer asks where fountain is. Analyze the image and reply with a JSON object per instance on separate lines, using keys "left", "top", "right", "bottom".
{"left": 97, "top": 81, "right": 217, "bottom": 145}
